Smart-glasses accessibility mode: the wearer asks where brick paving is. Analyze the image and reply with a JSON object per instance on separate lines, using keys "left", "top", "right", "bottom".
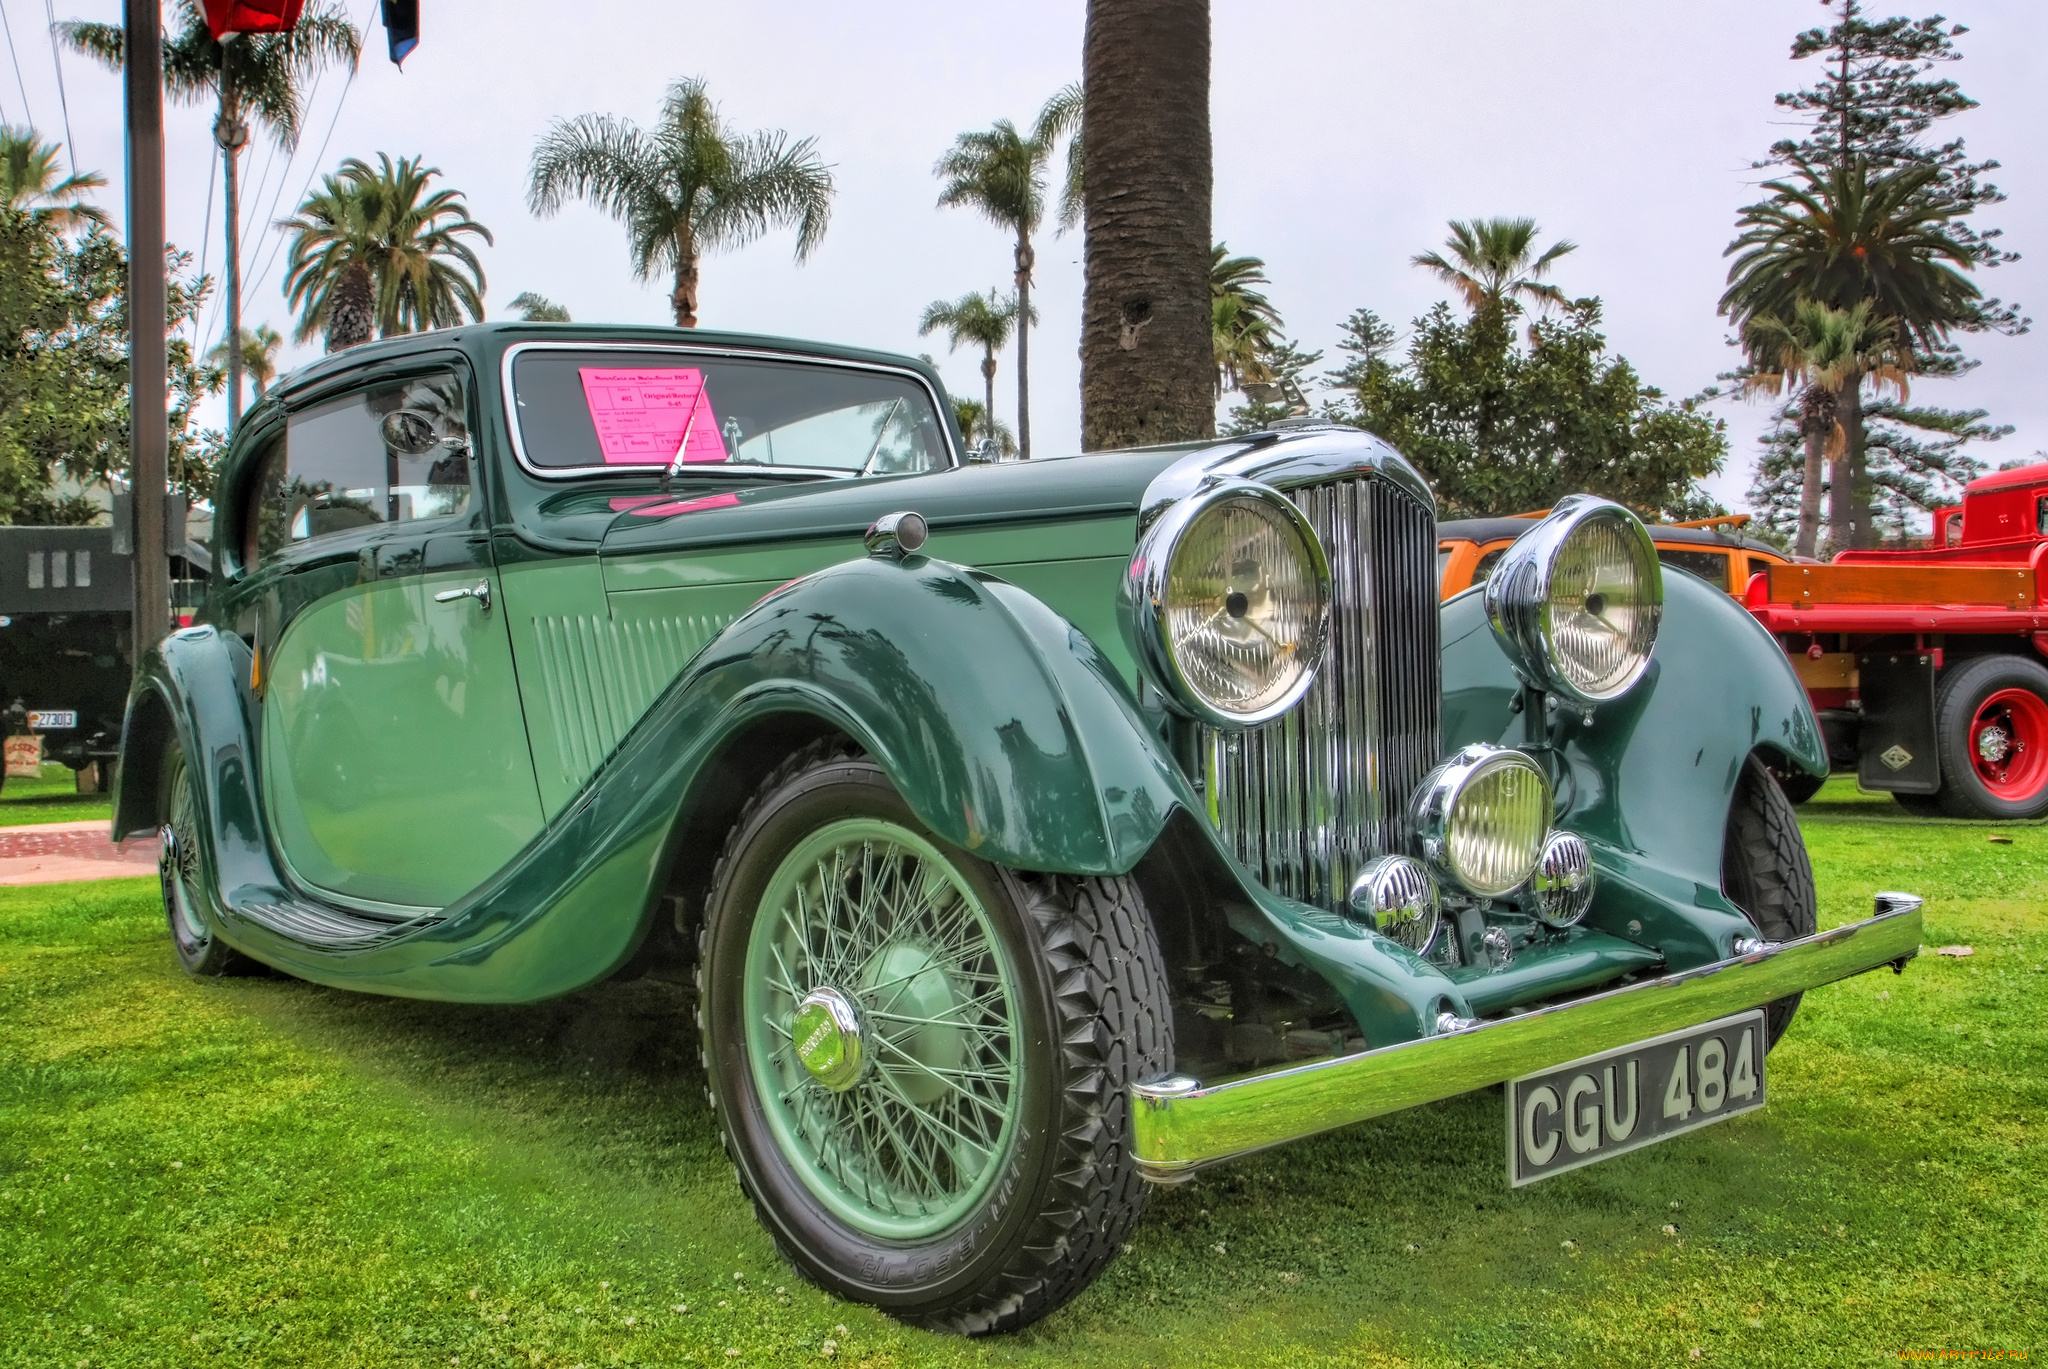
{"left": 0, "top": 819, "right": 159, "bottom": 886}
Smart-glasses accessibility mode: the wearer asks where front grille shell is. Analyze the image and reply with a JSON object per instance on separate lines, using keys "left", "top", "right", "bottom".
{"left": 1141, "top": 433, "right": 1439, "bottom": 913}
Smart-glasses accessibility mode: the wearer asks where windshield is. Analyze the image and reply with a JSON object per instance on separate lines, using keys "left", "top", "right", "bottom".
{"left": 509, "top": 348, "right": 953, "bottom": 477}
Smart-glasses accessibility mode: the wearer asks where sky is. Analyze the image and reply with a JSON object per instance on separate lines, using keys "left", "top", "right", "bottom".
{"left": 7, "top": 0, "right": 2047, "bottom": 514}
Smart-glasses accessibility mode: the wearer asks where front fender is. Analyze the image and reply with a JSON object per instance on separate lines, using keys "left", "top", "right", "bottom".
{"left": 677, "top": 553, "right": 1187, "bottom": 874}
{"left": 1442, "top": 569, "right": 1827, "bottom": 968}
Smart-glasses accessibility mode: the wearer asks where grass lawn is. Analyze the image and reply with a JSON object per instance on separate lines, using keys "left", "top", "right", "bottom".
{"left": 0, "top": 762, "right": 112, "bottom": 827}
{"left": 1, "top": 775, "right": 2040, "bottom": 1367}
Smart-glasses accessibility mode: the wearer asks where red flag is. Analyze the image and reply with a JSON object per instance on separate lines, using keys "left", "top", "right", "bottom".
{"left": 201, "top": 0, "right": 306, "bottom": 38}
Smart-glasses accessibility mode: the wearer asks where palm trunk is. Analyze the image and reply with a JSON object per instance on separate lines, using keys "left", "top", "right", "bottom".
{"left": 1014, "top": 233, "right": 1033, "bottom": 459}
{"left": 981, "top": 350, "right": 997, "bottom": 440}
{"left": 217, "top": 93, "right": 247, "bottom": 430}
{"left": 1795, "top": 389, "right": 1831, "bottom": 559}
{"left": 1843, "top": 378, "right": 1872, "bottom": 549}
{"left": 328, "top": 260, "right": 375, "bottom": 351}
{"left": 1080, "top": 0, "right": 1215, "bottom": 451}
{"left": 673, "top": 231, "right": 700, "bottom": 327}
{"left": 1827, "top": 374, "right": 1862, "bottom": 555}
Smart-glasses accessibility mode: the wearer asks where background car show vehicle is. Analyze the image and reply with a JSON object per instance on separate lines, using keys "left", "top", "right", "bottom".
{"left": 1438, "top": 511, "right": 1791, "bottom": 602}
{"left": 1744, "top": 459, "right": 2048, "bottom": 818}
{"left": 113, "top": 323, "right": 1923, "bottom": 1334}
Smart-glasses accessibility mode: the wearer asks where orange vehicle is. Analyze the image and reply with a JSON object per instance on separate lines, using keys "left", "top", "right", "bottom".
{"left": 1439, "top": 512, "right": 1792, "bottom": 600}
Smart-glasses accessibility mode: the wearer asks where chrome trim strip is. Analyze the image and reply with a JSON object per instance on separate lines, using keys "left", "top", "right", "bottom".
{"left": 1130, "top": 897, "right": 1923, "bottom": 1182}
{"left": 496, "top": 340, "right": 960, "bottom": 481}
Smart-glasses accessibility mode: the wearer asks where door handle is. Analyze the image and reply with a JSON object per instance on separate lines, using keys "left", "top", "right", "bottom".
{"left": 434, "top": 578, "right": 492, "bottom": 613}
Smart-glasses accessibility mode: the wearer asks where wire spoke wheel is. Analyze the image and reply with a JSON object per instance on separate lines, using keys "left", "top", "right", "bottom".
{"left": 1968, "top": 687, "right": 2048, "bottom": 800}
{"left": 743, "top": 818, "right": 1024, "bottom": 1241}
{"left": 163, "top": 755, "right": 206, "bottom": 942}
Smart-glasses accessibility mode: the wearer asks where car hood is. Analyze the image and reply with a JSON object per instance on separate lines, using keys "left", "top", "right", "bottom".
{"left": 596, "top": 442, "right": 1227, "bottom": 558}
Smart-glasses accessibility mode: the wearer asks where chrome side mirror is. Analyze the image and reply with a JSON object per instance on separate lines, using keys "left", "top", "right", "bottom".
{"left": 380, "top": 409, "right": 442, "bottom": 457}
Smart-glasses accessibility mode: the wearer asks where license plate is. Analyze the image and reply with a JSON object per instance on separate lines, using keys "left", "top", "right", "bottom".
{"left": 1508, "top": 1010, "right": 1766, "bottom": 1186}
{"left": 27, "top": 710, "right": 77, "bottom": 730}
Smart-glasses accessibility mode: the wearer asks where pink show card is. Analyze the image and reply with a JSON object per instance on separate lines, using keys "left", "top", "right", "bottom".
{"left": 578, "top": 367, "right": 729, "bottom": 465}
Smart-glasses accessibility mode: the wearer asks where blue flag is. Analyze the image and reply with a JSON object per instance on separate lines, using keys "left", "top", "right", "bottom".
{"left": 381, "top": 0, "right": 418, "bottom": 67}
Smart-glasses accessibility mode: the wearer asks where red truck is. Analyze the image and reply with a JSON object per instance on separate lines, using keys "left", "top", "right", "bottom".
{"left": 1744, "top": 460, "right": 2048, "bottom": 819}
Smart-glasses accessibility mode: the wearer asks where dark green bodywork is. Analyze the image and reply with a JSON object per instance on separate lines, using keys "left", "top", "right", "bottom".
{"left": 114, "top": 323, "right": 1827, "bottom": 1051}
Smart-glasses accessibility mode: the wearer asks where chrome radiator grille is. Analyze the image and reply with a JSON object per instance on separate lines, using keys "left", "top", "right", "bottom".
{"left": 1201, "top": 475, "right": 1441, "bottom": 909}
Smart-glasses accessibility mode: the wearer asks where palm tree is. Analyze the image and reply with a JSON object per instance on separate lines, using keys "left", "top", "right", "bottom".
{"left": 510, "top": 291, "right": 571, "bottom": 322}
{"left": 934, "top": 85, "right": 1082, "bottom": 460}
{"left": 0, "top": 126, "right": 107, "bottom": 228}
{"left": 1742, "top": 299, "right": 1912, "bottom": 556}
{"left": 528, "top": 76, "right": 832, "bottom": 330}
{"left": 209, "top": 324, "right": 285, "bottom": 400}
{"left": 280, "top": 154, "right": 491, "bottom": 351}
{"left": 1723, "top": 157, "right": 1981, "bottom": 546}
{"left": 918, "top": 289, "right": 1024, "bottom": 440}
{"left": 61, "top": 1, "right": 360, "bottom": 427}
{"left": 1414, "top": 218, "right": 1577, "bottom": 316}
{"left": 1079, "top": 1, "right": 1213, "bottom": 451}
{"left": 1211, "top": 244, "right": 1282, "bottom": 397}
{"left": 951, "top": 397, "right": 1017, "bottom": 458}
{"left": 278, "top": 169, "right": 376, "bottom": 350}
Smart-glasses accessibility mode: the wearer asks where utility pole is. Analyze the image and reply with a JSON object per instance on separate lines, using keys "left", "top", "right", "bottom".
{"left": 125, "top": 0, "right": 170, "bottom": 658}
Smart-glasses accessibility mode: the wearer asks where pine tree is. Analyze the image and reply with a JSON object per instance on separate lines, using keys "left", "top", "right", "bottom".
{"left": 1742, "top": 1, "right": 2024, "bottom": 544}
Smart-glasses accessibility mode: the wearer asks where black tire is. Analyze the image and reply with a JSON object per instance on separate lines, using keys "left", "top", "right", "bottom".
{"left": 160, "top": 738, "right": 245, "bottom": 978}
{"left": 1891, "top": 791, "right": 1945, "bottom": 817}
{"left": 698, "top": 737, "right": 1172, "bottom": 1335}
{"left": 1723, "top": 753, "right": 1818, "bottom": 1050}
{"left": 1769, "top": 764, "right": 1827, "bottom": 806}
{"left": 1931, "top": 654, "right": 2048, "bottom": 821}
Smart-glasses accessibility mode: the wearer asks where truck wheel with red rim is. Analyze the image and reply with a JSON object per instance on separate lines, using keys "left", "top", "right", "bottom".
{"left": 1933, "top": 654, "right": 2048, "bottom": 820}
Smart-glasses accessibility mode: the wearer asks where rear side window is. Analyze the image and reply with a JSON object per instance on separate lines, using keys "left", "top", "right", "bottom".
{"left": 1656, "top": 547, "right": 1730, "bottom": 590}
{"left": 245, "top": 370, "right": 471, "bottom": 565}
{"left": 1747, "top": 556, "right": 1776, "bottom": 584}
{"left": 2038, "top": 495, "right": 2047, "bottom": 536}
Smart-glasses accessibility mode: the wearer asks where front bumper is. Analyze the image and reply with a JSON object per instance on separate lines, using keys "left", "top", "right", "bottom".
{"left": 1131, "top": 894, "right": 1923, "bottom": 1182}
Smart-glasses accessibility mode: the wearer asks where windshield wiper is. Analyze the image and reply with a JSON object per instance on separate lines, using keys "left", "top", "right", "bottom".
{"left": 857, "top": 399, "right": 904, "bottom": 478}
{"left": 661, "top": 385, "right": 711, "bottom": 493}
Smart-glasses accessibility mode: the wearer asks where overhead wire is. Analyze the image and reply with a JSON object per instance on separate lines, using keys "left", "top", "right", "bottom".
{"left": 39, "top": 0, "right": 73, "bottom": 168}
{"left": 191, "top": 151, "right": 217, "bottom": 362}
{"left": 1, "top": 0, "right": 39, "bottom": 132}
{"left": 244, "top": 0, "right": 376, "bottom": 313}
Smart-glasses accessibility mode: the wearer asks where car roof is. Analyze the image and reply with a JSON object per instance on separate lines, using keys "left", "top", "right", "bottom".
{"left": 1437, "top": 515, "right": 1785, "bottom": 557}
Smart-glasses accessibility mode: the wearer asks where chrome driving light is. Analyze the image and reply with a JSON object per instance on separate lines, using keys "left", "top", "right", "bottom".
{"left": 1528, "top": 830, "right": 1595, "bottom": 928}
{"left": 1123, "top": 481, "right": 1332, "bottom": 727}
{"left": 1347, "top": 855, "right": 1441, "bottom": 954}
{"left": 1483, "top": 496, "right": 1663, "bottom": 705}
{"left": 1410, "top": 744, "right": 1553, "bottom": 898}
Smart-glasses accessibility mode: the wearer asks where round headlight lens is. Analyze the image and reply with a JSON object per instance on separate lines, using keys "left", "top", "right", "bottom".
{"left": 1485, "top": 498, "right": 1663, "bottom": 705}
{"left": 1411, "top": 744, "right": 1553, "bottom": 898}
{"left": 1125, "top": 483, "right": 1331, "bottom": 726}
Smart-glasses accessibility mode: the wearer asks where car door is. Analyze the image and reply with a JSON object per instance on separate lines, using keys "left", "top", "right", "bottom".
{"left": 245, "top": 360, "right": 545, "bottom": 911}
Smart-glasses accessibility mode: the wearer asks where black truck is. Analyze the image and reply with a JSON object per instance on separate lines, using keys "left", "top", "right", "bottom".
{"left": 0, "top": 497, "right": 200, "bottom": 792}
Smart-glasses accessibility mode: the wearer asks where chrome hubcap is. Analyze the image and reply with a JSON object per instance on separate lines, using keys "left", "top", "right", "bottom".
{"left": 1978, "top": 724, "right": 2012, "bottom": 764}
{"left": 791, "top": 986, "right": 865, "bottom": 1092}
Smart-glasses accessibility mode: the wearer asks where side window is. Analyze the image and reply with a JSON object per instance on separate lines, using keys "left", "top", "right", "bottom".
{"left": 245, "top": 370, "right": 472, "bottom": 565}
{"left": 1747, "top": 556, "right": 1775, "bottom": 584}
{"left": 1655, "top": 547, "right": 1730, "bottom": 590}
{"left": 2037, "top": 495, "right": 2046, "bottom": 536}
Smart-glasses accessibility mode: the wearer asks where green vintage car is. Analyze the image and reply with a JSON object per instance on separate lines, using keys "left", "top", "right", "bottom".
{"left": 115, "top": 323, "right": 1922, "bottom": 1333}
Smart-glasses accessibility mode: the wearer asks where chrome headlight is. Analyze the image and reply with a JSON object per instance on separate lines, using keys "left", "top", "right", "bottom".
{"left": 1122, "top": 481, "right": 1331, "bottom": 727}
{"left": 1348, "top": 855, "right": 1440, "bottom": 954}
{"left": 1410, "top": 744, "right": 1553, "bottom": 898}
{"left": 1483, "top": 496, "right": 1663, "bottom": 705}
{"left": 1529, "top": 830, "right": 1595, "bottom": 928}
